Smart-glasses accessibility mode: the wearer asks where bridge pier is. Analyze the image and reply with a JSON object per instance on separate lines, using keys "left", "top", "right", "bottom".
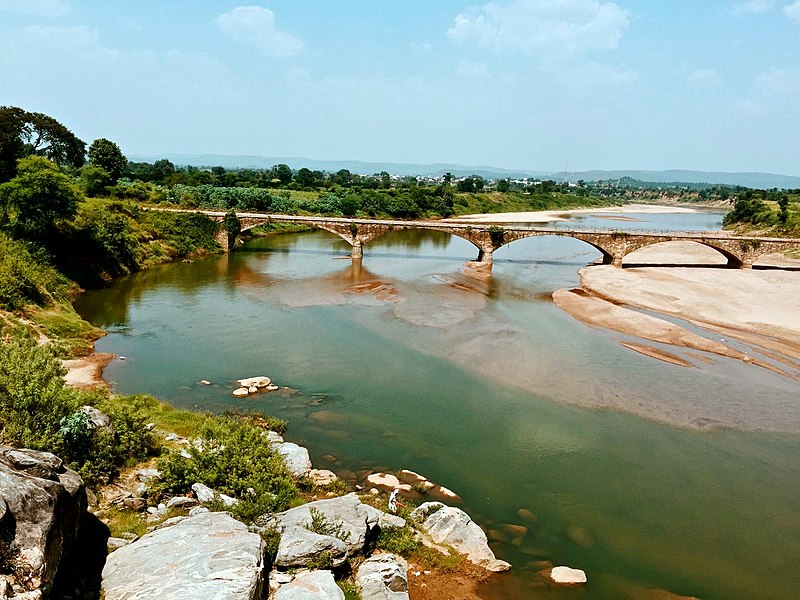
{"left": 352, "top": 241, "right": 363, "bottom": 260}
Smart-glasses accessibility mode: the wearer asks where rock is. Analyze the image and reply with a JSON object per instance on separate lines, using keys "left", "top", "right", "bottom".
{"left": 363, "top": 504, "right": 406, "bottom": 529}
{"left": 133, "top": 482, "right": 148, "bottom": 498}
{"left": 266, "top": 385, "right": 279, "bottom": 391}
{"left": 134, "top": 468, "right": 161, "bottom": 483}
{"left": 265, "top": 431, "right": 284, "bottom": 444}
{"left": 274, "top": 526, "right": 348, "bottom": 568}
{"left": 80, "top": 405, "right": 115, "bottom": 432}
{"left": 144, "top": 422, "right": 155, "bottom": 431}
{"left": 366, "top": 473, "right": 412, "bottom": 492}
{"left": 275, "top": 442, "right": 312, "bottom": 478}
{"left": 549, "top": 566, "right": 587, "bottom": 585}
{"left": 271, "top": 494, "right": 378, "bottom": 554}
{"left": 163, "top": 433, "right": 187, "bottom": 443}
{"left": 238, "top": 376, "right": 271, "bottom": 388}
{"left": 0, "top": 446, "right": 86, "bottom": 596}
{"left": 122, "top": 497, "right": 147, "bottom": 512}
{"left": 398, "top": 470, "right": 435, "bottom": 492}
{"left": 107, "top": 537, "right": 130, "bottom": 552}
{"left": 119, "top": 532, "right": 138, "bottom": 541}
{"left": 189, "top": 506, "right": 210, "bottom": 517}
{"left": 248, "top": 386, "right": 258, "bottom": 394}
{"left": 192, "top": 482, "right": 238, "bottom": 507}
{"left": 166, "top": 496, "right": 198, "bottom": 509}
{"left": 102, "top": 512, "right": 266, "bottom": 599}
{"left": 233, "top": 387, "right": 250, "bottom": 397}
{"left": 356, "top": 554, "right": 409, "bottom": 600}
{"left": 411, "top": 502, "right": 511, "bottom": 573}
{"left": 200, "top": 379, "right": 211, "bottom": 385}
{"left": 273, "top": 570, "right": 343, "bottom": 600}
{"left": 309, "top": 469, "right": 338, "bottom": 486}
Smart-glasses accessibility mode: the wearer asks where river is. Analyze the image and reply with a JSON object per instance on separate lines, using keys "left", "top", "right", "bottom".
{"left": 74, "top": 210, "right": 800, "bottom": 599}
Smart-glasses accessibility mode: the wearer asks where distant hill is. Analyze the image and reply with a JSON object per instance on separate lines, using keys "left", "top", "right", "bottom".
{"left": 128, "top": 154, "right": 800, "bottom": 189}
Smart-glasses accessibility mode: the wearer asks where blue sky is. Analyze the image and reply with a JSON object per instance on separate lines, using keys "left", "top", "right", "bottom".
{"left": 1, "top": 0, "right": 798, "bottom": 174}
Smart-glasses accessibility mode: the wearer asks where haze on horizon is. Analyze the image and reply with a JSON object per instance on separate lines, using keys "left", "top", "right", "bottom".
{"left": 1, "top": 0, "right": 798, "bottom": 176}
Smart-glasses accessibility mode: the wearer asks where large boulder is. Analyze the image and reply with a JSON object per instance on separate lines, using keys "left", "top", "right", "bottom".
{"left": 356, "top": 554, "right": 409, "bottom": 600}
{"left": 273, "top": 570, "right": 344, "bottom": 600}
{"left": 275, "top": 526, "right": 348, "bottom": 568}
{"left": 271, "top": 494, "right": 378, "bottom": 554}
{"left": 410, "top": 502, "right": 511, "bottom": 572}
{"left": 102, "top": 511, "right": 266, "bottom": 600}
{"left": 0, "top": 446, "right": 86, "bottom": 597}
{"left": 274, "top": 442, "right": 312, "bottom": 478}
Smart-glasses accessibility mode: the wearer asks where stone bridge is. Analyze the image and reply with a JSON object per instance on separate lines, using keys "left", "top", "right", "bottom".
{"left": 199, "top": 210, "right": 800, "bottom": 269}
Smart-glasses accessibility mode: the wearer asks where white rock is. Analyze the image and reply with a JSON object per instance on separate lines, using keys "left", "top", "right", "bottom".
{"left": 266, "top": 431, "right": 284, "bottom": 444}
{"left": 309, "top": 469, "right": 338, "bottom": 486}
{"left": 366, "top": 473, "right": 412, "bottom": 492}
{"left": 248, "top": 386, "right": 258, "bottom": 394}
{"left": 189, "top": 506, "right": 210, "bottom": 517}
{"left": 134, "top": 468, "right": 161, "bottom": 483}
{"left": 232, "top": 387, "right": 250, "bottom": 397}
{"left": 199, "top": 380, "right": 211, "bottom": 385}
{"left": 550, "top": 566, "right": 587, "bottom": 585}
{"left": 411, "top": 502, "right": 511, "bottom": 572}
{"left": 192, "top": 482, "right": 238, "bottom": 507}
{"left": 266, "top": 385, "right": 279, "bottom": 391}
{"left": 166, "top": 496, "right": 198, "bottom": 509}
{"left": 274, "top": 526, "right": 348, "bottom": 568}
{"left": 363, "top": 504, "right": 406, "bottom": 529}
{"left": 238, "top": 376, "right": 271, "bottom": 388}
{"left": 273, "top": 570, "right": 343, "bottom": 600}
{"left": 275, "top": 442, "right": 312, "bottom": 478}
{"left": 356, "top": 554, "right": 409, "bottom": 600}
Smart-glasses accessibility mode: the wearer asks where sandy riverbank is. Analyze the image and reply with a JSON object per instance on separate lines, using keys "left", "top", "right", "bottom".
{"left": 446, "top": 204, "right": 700, "bottom": 224}
{"left": 554, "top": 243, "right": 800, "bottom": 380}
{"left": 63, "top": 353, "right": 115, "bottom": 390}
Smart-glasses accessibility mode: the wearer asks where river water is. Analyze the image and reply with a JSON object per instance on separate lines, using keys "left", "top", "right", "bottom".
{"left": 75, "top": 211, "right": 800, "bottom": 599}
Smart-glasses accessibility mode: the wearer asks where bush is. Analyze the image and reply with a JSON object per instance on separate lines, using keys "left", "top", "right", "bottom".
{"left": 0, "top": 233, "right": 72, "bottom": 311}
{"left": 155, "top": 416, "right": 298, "bottom": 523}
{"left": 376, "top": 525, "right": 419, "bottom": 556}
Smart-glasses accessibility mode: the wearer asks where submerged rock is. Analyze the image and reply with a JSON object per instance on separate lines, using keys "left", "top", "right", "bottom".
{"left": 102, "top": 511, "right": 265, "bottom": 600}
{"left": 410, "top": 502, "right": 511, "bottom": 572}
{"left": 0, "top": 446, "right": 86, "bottom": 596}
{"left": 549, "top": 566, "right": 587, "bottom": 585}
{"left": 356, "top": 553, "right": 409, "bottom": 600}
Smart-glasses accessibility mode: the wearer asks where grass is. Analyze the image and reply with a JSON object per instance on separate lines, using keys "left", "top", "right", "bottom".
{"left": 27, "top": 305, "right": 104, "bottom": 356}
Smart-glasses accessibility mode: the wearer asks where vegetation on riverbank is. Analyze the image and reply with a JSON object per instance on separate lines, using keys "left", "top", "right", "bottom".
{"left": 723, "top": 190, "right": 800, "bottom": 236}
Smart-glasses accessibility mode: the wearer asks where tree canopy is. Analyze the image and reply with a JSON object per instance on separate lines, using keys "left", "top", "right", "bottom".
{"left": 0, "top": 106, "right": 86, "bottom": 182}
{"left": 0, "top": 155, "right": 81, "bottom": 240}
{"left": 88, "top": 138, "right": 127, "bottom": 182}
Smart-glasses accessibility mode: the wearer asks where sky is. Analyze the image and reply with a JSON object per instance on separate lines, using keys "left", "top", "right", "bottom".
{"left": 1, "top": 0, "right": 799, "bottom": 174}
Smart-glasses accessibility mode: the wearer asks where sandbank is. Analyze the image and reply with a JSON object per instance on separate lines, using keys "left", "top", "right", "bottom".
{"left": 63, "top": 353, "right": 115, "bottom": 390}
{"left": 446, "top": 204, "right": 699, "bottom": 224}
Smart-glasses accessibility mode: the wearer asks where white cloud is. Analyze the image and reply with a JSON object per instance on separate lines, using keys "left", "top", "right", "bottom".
{"left": 447, "top": 0, "right": 630, "bottom": 59}
{"left": 0, "top": 0, "right": 68, "bottom": 16}
{"left": 217, "top": 6, "right": 302, "bottom": 57}
{"left": 756, "top": 66, "right": 800, "bottom": 93}
{"left": 730, "top": 0, "right": 775, "bottom": 15}
{"left": 688, "top": 68, "right": 721, "bottom": 88}
{"left": 784, "top": 0, "right": 800, "bottom": 21}
{"left": 457, "top": 59, "right": 489, "bottom": 77}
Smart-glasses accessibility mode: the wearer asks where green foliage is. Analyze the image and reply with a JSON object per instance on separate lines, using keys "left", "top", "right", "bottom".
{"left": 489, "top": 225, "right": 505, "bottom": 247}
{"left": 0, "top": 156, "right": 82, "bottom": 240}
{"left": 223, "top": 209, "right": 241, "bottom": 243}
{"left": 155, "top": 415, "right": 298, "bottom": 524}
{"left": 376, "top": 526, "right": 419, "bottom": 556}
{"left": 0, "top": 233, "right": 71, "bottom": 311}
{"left": 0, "top": 106, "right": 85, "bottom": 182}
{"left": 723, "top": 191, "right": 776, "bottom": 227}
{"left": 337, "top": 580, "right": 362, "bottom": 600}
{"left": 81, "top": 164, "right": 113, "bottom": 197}
{"left": 88, "top": 138, "right": 127, "bottom": 182}
{"left": 0, "top": 337, "right": 79, "bottom": 449}
{"left": 305, "top": 507, "right": 348, "bottom": 541}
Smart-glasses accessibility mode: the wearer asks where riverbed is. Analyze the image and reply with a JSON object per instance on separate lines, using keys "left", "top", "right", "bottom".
{"left": 74, "top": 210, "right": 800, "bottom": 599}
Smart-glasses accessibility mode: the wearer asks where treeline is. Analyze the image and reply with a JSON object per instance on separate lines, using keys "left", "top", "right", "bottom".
{"left": 723, "top": 189, "right": 799, "bottom": 233}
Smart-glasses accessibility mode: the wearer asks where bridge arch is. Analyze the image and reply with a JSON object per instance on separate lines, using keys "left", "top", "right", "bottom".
{"left": 491, "top": 231, "right": 615, "bottom": 265}
{"left": 621, "top": 240, "right": 735, "bottom": 267}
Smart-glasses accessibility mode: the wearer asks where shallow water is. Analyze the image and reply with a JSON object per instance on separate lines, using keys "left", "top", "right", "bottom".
{"left": 75, "top": 211, "right": 800, "bottom": 599}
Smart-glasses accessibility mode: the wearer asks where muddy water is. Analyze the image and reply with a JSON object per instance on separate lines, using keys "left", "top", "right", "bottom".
{"left": 75, "top": 211, "right": 800, "bottom": 599}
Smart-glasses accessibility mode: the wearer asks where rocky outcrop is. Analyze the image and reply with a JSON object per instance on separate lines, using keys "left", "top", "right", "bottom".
{"left": 270, "top": 494, "right": 378, "bottom": 555}
{"left": 356, "top": 554, "right": 409, "bottom": 600}
{"left": 362, "top": 504, "right": 406, "bottom": 529}
{"left": 410, "top": 502, "right": 510, "bottom": 572}
{"left": 275, "top": 526, "right": 348, "bottom": 568}
{"left": 0, "top": 446, "right": 86, "bottom": 597}
{"left": 272, "top": 570, "right": 344, "bottom": 600}
{"left": 192, "top": 482, "right": 237, "bottom": 507}
{"left": 102, "top": 511, "right": 265, "bottom": 600}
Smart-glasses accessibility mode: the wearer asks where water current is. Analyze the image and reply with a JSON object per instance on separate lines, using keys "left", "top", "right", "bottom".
{"left": 74, "top": 211, "right": 800, "bottom": 599}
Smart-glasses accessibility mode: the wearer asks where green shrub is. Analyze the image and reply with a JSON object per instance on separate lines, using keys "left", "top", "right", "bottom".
{"left": 0, "top": 233, "right": 72, "bottom": 311}
{"left": 155, "top": 416, "right": 298, "bottom": 523}
{"left": 376, "top": 525, "right": 419, "bottom": 556}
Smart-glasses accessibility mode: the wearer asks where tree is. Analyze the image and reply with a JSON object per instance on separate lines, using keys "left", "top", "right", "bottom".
{"left": 0, "top": 106, "right": 85, "bottom": 182}
{"left": 88, "top": 138, "right": 127, "bottom": 182}
{"left": 81, "top": 164, "right": 113, "bottom": 197}
{"left": 496, "top": 179, "right": 510, "bottom": 193}
{"left": 152, "top": 159, "right": 175, "bottom": 183}
{"left": 296, "top": 167, "right": 315, "bottom": 188}
{"left": 778, "top": 194, "right": 789, "bottom": 224}
{"left": 273, "top": 163, "right": 293, "bottom": 185}
{"left": 0, "top": 156, "right": 81, "bottom": 240}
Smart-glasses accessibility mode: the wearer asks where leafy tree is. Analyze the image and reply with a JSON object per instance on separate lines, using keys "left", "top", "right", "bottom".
{"left": 0, "top": 106, "right": 85, "bottom": 182}
{"left": 496, "top": 179, "right": 510, "bottom": 193}
{"left": 273, "top": 163, "right": 293, "bottom": 185}
{"left": 296, "top": 167, "right": 315, "bottom": 188}
{"left": 152, "top": 158, "right": 175, "bottom": 182}
{"left": 778, "top": 195, "right": 789, "bottom": 224}
{"left": 88, "top": 138, "right": 127, "bottom": 182}
{"left": 0, "top": 156, "right": 81, "bottom": 239}
{"left": 81, "top": 164, "right": 113, "bottom": 197}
